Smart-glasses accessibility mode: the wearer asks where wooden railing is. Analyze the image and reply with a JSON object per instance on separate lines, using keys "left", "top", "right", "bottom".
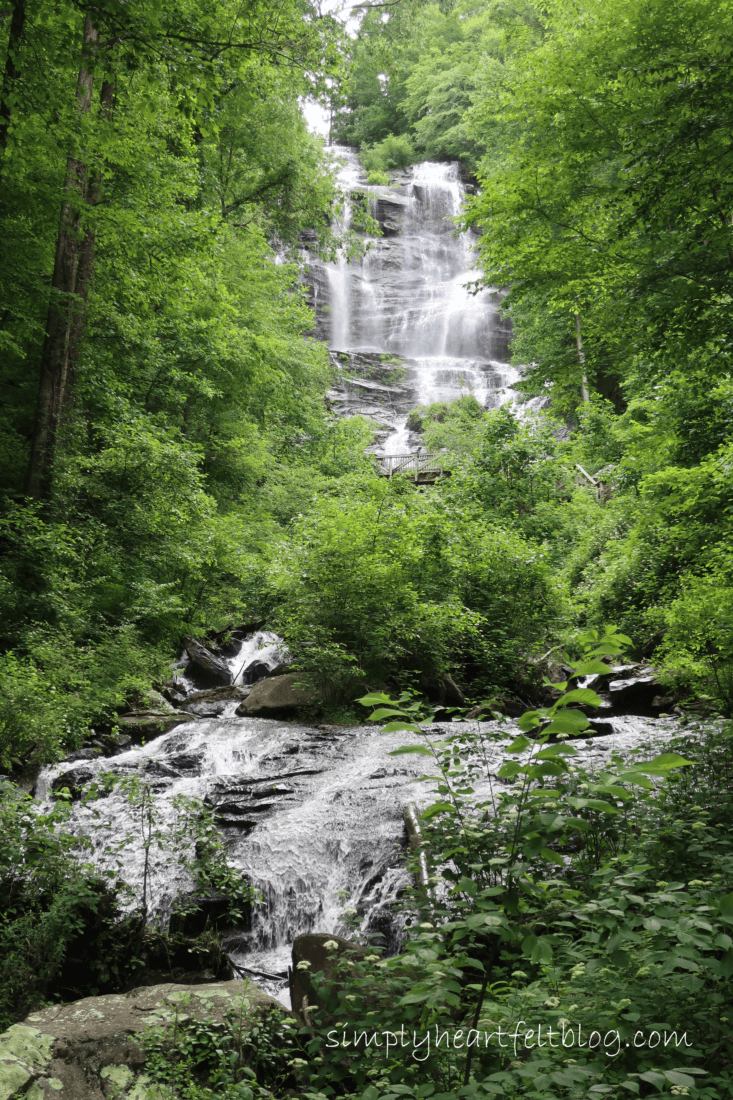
{"left": 376, "top": 453, "right": 449, "bottom": 481}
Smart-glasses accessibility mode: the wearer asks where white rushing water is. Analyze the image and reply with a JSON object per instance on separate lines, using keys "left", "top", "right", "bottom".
{"left": 311, "top": 148, "right": 531, "bottom": 451}
{"left": 37, "top": 700, "right": 687, "bottom": 1007}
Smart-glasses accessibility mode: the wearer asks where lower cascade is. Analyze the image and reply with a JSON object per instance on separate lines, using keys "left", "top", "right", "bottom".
{"left": 36, "top": 633, "right": 684, "bottom": 1008}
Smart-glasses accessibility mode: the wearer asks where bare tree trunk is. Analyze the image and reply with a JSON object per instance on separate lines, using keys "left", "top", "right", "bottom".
{"left": 575, "top": 313, "right": 590, "bottom": 404}
{"left": 0, "top": 0, "right": 26, "bottom": 185}
{"left": 64, "top": 79, "right": 114, "bottom": 406}
{"left": 25, "top": 18, "right": 99, "bottom": 499}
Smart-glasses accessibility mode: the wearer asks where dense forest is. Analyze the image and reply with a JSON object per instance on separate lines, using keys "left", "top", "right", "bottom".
{"left": 2, "top": 0, "right": 733, "bottom": 1098}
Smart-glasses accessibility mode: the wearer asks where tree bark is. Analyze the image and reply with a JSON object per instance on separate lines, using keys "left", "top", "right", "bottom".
{"left": 0, "top": 0, "right": 26, "bottom": 185}
{"left": 575, "top": 313, "right": 590, "bottom": 404}
{"left": 64, "top": 78, "right": 114, "bottom": 405}
{"left": 25, "top": 17, "right": 99, "bottom": 499}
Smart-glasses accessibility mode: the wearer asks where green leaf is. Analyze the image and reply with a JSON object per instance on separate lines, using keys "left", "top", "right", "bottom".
{"left": 638, "top": 1071, "right": 666, "bottom": 1087}
{"left": 621, "top": 753, "right": 695, "bottom": 777}
{"left": 506, "top": 734, "right": 531, "bottom": 753}
{"left": 571, "top": 660, "right": 612, "bottom": 675}
{"left": 566, "top": 797, "right": 620, "bottom": 814}
{"left": 539, "top": 847, "right": 565, "bottom": 866}
{"left": 389, "top": 743, "right": 432, "bottom": 755}
{"left": 663, "top": 1071, "right": 697, "bottom": 1087}
{"left": 382, "top": 720, "right": 424, "bottom": 733}
{"left": 517, "top": 712, "right": 541, "bottom": 732}
{"left": 357, "top": 693, "right": 393, "bottom": 706}
{"left": 421, "top": 802, "right": 455, "bottom": 819}
{"left": 543, "top": 715, "right": 589, "bottom": 736}
{"left": 366, "top": 707, "right": 413, "bottom": 721}
{"left": 555, "top": 688, "right": 602, "bottom": 707}
{"left": 717, "top": 891, "right": 733, "bottom": 922}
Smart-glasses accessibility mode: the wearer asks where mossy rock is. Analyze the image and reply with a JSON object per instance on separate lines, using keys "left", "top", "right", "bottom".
{"left": 0, "top": 981, "right": 287, "bottom": 1099}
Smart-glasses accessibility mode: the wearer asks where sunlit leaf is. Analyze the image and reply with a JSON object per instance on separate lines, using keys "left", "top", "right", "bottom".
{"left": 555, "top": 688, "right": 602, "bottom": 707}
{"left": 572, "top": 660, "right": 612, "bottom": 675}
{"left": 366, "top": 707, "right": 413, "bottom": 721}
{"left": 389, "top": 743, "right": 432, "bottom": 754}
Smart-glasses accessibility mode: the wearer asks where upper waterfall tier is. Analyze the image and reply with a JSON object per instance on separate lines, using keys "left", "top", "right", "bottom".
{"left": 307, "top": 147, "right": 519, "bottom": 452}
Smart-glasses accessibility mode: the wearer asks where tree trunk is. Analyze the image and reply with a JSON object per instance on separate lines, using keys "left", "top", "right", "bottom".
{"left": 25, "top": 18, "right": 99, "bottom": 499}
{"left": 0, "top": 0, "right": 26, "bottom": 185}
{"left": 575, "top": 313, "right": 590, "bottom": 404}
{"left": 64, "top": 78, "right": 114, "bottom": 406}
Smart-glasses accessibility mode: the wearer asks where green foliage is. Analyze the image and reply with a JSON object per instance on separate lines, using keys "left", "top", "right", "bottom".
{"left": 0, "top": 780, "right": 128, "bottom": 1028}
{"left": 269, "top": 472, "right": 558, "bottom": 699}
{"left": 288, "top": 644, "right": 733, "bottom": 1100}
{"left": 143, "top": 997, "right": 297, "bottom": 1099}
{"left": 0, "top": 775, "right": 252, "bottom": 1028}
{"left": 362, "top": 134, "right": 417, "bottom": 173}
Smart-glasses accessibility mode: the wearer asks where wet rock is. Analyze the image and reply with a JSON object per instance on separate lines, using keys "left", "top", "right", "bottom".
{"left": 587, "top": 720, "right": 615, "bottom": 736}
{"left": 0, "top": 981, "right": 289, "bottom": 1100}
{"left": 52, "top": 764, "right": 95, "bottom": 800}
{"left": 608, "top": 671, "right": 662, "bottom": 716}
{"left": 185, "top": 637, "right": 233, "bottom": 688}
{"left": 180, "top": 686, "right": 248, "bottom": 717}
{"left": 168, "top": 891, "right": 249, "bottom": 938}
{"left": 116, "top": 711, "right": 198, "bottom": 742}
{"left": 243, "top": 657, "right": 290, "bottom": 686}
{"left": 289, "top": 933, "right": 367, "bottom": 1018}
{"left": 159, "top": 678, "right": 189, "bottom": 705}
{"left": 64, "top": 747, "right": 102, "bottom": 762}
{"left": 212, "top": 622, "right": 266, "bottom": 657}
{"left": 182, "top": 686, "right": 248, "bottom": 705}
{"left": 183, "top": 700, "right": 229, "bottom": 718}
{"left": 235, "top": 673, "right": 317, "bottom": 718}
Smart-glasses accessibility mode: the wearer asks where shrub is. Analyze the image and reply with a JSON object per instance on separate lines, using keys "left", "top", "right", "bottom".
{"left": 361, "top": 133, "right": 416, "bottom": 173}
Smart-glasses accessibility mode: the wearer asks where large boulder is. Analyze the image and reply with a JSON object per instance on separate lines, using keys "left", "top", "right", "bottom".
{"left": 179, "top": 685, "right": 248, "bottom": 717}
{"left": 235, "top": 673, "right": 316, "bottom": 718}
{"left": 289, "top": 934, "right": 366, "bottom": 1019}
{"left": 0, "top": 981, "right": 287, "bottom": 1100}
{"left": 607, "top": 670, "right": 663, "bottom": 716}
{"left": 184, "top": 638, "right": 233, "bottom": 688}
{"left": 116, "top": 711, "right": 198, "bottom": 743}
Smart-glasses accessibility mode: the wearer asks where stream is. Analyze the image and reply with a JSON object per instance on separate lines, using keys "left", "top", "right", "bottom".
{"left": 36, "top": 693, "right": 684, "bottom": 1008}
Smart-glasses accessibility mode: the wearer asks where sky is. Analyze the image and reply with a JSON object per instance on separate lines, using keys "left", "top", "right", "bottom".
{"left": 303, "top": 0, "right": 363, "bottom": 138}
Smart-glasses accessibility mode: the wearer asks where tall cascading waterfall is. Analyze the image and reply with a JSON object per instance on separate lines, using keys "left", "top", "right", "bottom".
{"left": 32, "top": 153, "right": 665, "bottom": 1010}
{"left": 307, "top": 148, "right": 526, "bottom": 452}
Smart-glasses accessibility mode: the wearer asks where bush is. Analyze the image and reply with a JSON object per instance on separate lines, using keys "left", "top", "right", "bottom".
{"left": 361, "top": 133, "right": 416, "bottom": 173}
{"left": 268, "top": 474, "right": 557, "bottom": 698}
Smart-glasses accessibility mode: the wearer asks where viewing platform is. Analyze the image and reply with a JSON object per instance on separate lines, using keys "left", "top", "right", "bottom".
{"left": 376, "top": 452, "right": 450, "bottom": 484}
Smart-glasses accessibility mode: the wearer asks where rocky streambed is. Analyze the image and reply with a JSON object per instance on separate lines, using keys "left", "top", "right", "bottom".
{"left": 36, "top": 675, "right": 688, "bottom": 1010}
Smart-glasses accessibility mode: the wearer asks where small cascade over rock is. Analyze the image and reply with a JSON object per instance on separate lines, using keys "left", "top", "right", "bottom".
{"left": 36, "top": 627, "right": 684, "bottom": 1009}
{"left": 307, "top": 148, "right": 528, "bottom": 453}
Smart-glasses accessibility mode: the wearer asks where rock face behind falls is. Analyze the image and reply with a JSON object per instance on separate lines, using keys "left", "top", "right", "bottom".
{"left": 304, "top": 150, "right": 538, "bottom": 455}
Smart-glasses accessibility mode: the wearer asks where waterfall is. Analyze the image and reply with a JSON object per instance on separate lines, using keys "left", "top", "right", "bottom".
{"left": 36, "top": 668, "right": 679, "bottom": 1009}
{"left": 29, "top": 156, "right": 667, "bottom": 1009}
{"left": 309, "top": 148, "right": 524, "bottom": 453}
